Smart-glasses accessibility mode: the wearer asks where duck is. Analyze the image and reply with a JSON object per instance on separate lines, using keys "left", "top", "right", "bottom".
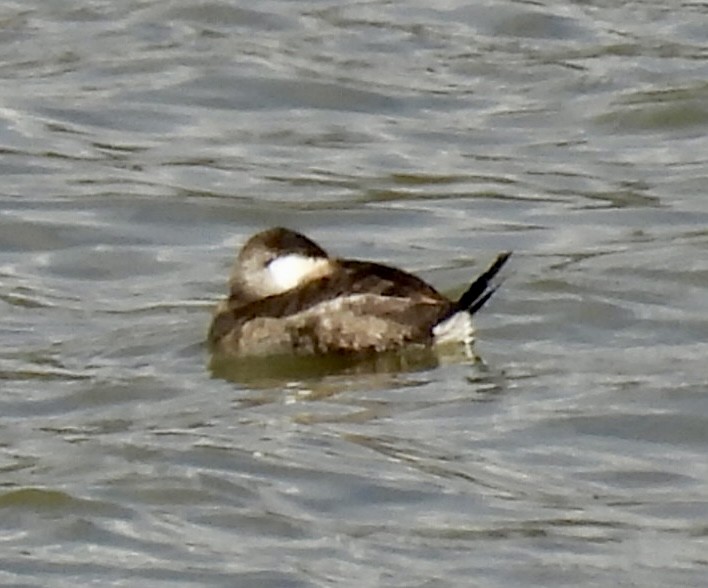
{"left": 208, "top": 227, "right": 510, "bottom": 358}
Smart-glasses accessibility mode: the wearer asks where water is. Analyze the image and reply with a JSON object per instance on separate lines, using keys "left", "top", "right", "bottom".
{"left": 1, "top": 0, "right": 708, "bottom": 586}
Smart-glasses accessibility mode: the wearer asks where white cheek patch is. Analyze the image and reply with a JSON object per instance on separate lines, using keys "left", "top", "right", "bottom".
{"left": 267, "top": 254, "right": 329, "bottom": 293}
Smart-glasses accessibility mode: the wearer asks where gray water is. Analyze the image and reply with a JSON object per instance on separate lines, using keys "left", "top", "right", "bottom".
{"left": 2, "top": 0, "right": 708, "bottom": 586}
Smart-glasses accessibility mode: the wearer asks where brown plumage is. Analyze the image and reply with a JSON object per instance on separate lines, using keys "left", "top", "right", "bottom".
{"left": 208, "top": 228, "right": 510, "bottom": 358}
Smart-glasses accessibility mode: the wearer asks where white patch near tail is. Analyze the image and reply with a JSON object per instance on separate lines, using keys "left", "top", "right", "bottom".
{"left": 432, "top": 311, "right": 475, "bottom": 349}
{"left": 267, "top": 254, "right": 331, "bottom": 293}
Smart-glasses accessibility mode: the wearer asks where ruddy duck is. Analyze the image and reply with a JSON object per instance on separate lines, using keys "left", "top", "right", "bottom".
{"left": 208, "top": 227, "right": 510, "bottom": 358}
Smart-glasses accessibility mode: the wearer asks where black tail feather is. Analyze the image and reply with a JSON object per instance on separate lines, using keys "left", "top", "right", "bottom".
{"left": 453, "top": 251, "right": 511, "bottom": 316}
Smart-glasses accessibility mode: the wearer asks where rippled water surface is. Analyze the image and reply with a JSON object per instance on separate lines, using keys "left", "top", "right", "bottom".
{"left": 2, "top": 1, "right": 708, "bottom": 586}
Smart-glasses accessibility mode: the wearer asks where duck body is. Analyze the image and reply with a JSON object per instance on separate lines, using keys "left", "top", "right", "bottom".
{"left": 209, "top": 228, "right": 510, "bottom": 358}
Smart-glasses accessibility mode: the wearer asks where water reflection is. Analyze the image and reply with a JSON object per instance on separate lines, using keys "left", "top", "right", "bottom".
{"left": 209, "top": 345, "right": 453, "bottom": 386}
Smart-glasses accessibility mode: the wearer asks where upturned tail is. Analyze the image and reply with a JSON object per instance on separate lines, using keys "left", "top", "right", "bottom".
{"left": 453, "top": 251, "right": 512, "bottom": 316}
